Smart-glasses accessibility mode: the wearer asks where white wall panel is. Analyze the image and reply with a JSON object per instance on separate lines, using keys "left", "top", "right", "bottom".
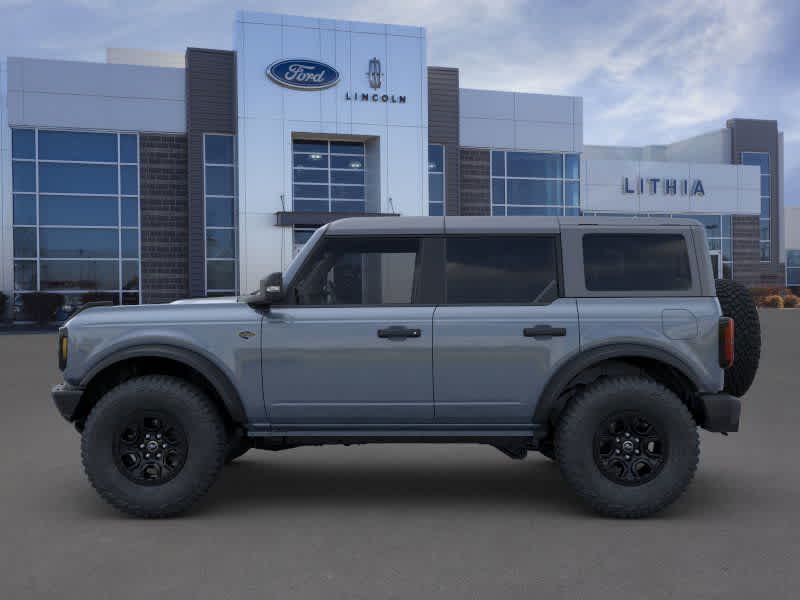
{"left": 514, "top": 121, "right": 574, "bottom": 152}
{"left": 459, "top": 117, "right": 514, "bottom": 149}
{"left": 460, "top": 89, "right": 514, "bottom": 120}
{"left": 349, "top": 32, "right": 388, "bottom": 126}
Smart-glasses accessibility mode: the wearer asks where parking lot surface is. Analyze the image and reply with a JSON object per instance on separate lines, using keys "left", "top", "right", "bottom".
{"left": 1, "top": 309, "right": 799, "bottom": 599}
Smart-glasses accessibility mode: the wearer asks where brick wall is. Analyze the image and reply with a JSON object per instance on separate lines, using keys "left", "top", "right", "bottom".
{"left": 459, "top": 149, "right": 490, "bottom": 216}
{"left": 732, "top": 215, "right": 785, "bottom": 288}
{"left": 139, "top": 134, "right": 189, "bottom": 304}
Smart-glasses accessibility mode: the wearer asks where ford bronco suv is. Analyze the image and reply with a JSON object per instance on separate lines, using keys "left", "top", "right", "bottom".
{"left": 52, "top": 216, "right": 760, "bottom": 518}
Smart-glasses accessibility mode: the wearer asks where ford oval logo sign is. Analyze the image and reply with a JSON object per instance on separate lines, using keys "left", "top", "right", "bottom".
{"left": 267, "top": 59, "right": 340, "bottom": 90}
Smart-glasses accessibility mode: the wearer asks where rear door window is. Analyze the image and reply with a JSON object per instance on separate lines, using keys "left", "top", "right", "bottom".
{"left": 445, "top": 236, "right": 559, "bottom": 304}
{"left": 582, "top": 234, "right": 691, "bottom": 292}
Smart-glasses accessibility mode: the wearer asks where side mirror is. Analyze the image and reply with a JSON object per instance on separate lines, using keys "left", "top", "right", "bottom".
{"left": 239, "top": 272, "right": 284, "bottom": 306}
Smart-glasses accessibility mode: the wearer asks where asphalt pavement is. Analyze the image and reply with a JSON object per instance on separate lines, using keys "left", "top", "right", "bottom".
{"left": 1, "top": 309, "right": 798, "bottom": 599}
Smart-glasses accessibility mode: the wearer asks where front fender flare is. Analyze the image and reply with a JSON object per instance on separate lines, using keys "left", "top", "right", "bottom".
{"left": 80, "top": 344, "right": 246, "bottom": 424}
{"left": 532, "top": 343, "right": 705, "bottom": 426}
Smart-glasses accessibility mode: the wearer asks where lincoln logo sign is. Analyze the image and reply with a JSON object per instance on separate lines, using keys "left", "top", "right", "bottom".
{"left": 623, "top": 177, "right": 705, "bottom": 196}
{"left": 266, "top": 59, "right": 340, "bottom": 90}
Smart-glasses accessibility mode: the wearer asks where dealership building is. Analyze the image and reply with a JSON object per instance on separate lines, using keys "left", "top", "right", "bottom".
{"left": 0, "top": 11, "right": 788, "bottom": 319}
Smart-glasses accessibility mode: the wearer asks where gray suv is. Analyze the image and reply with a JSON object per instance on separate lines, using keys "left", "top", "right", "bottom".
{"left": 52, "top": 216, "right": 760, "bottom": 518}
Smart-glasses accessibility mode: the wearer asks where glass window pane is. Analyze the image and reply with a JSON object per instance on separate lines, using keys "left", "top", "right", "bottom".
{"left": 507, "top": 205, "right": 561, "bottom": 216}
{"left": 787, "top": 250, "right": 800, "bottom": 268}
{"left": 445, "top": 236, "right": 558, "bottom": 304}
{"left": 13, "top": 194, "right": 36, "bottom": 225}
{"left": 760, "top": 220, "right": 770, "bottom": 241}
{"left": 14, "top": 261, "right": 36, "bottom": 291}
{"left": 293, "top": 168, "right": 329, "bottom": 184}
{"left": 565, "top": 154, "right": 580, "bottom": 179}
{"left": 721, "top": 215, "right": 732, "bottom": 237}
{"left": 690, "top": 214, "right": 721, "bottom": 236}
{"left": 565, "top": 206, "right": 580, "bottom": 216}
{"left": 121, "top": 198, "right": 139, "bottom": 227}
{"left": 204, "top": 135, "right": 234, "bottom": 164}
{"left": 294, "top": 153, "right": 329, "bottom": 168}
{"left": 12, "top": 129, "right": 35, "bottom": 159}
{"left": 507, "top": 152, "right": 562, "bottom": 178}
{"left": 428, "top": 144, "right": 444, "bottom": 172}
{"left": 293, "top": 228, "right": 316, "bottom": 246}
{"left": 492, "top": 205, "right": 506, "bottom": 216}
{"left": 294, "top": 184, "right": 329, "bottom": 199}
{"left": 207, "top": 229, "right": 236, "bottom": 258}
{"left": 492, "top": 179, "right": 505, "bottom": 204}
{"left": 121, "top": 165, "right": 138, "bottom": 195}
{"left": 205, "top": 197, "right": 234, "bottom": 227}
{"left": 40, "top": 228, "right": 118, "bottom": 258}
{"left": 205, "top": 166, "right": 234, "bottom": 195}
{"left": 122, "top": 261, "right": 139, "bottom": 290}
{"left": 122, "top": 229, "right": 139, "bottom": 258}
{"left": 122, "top": 292, "right": 140, "bottom": 305}
{"left": 12, "top": 161, "right": 35, "bottom": 192}
{"left": 760, "top": 242, "right": 771, "bottom": 261}
{"left": 707, "top": 238, "right": 721, "bottom": 251}
{"left": 40, "top": 260, "right": 119, "bottom": 290}
{"left": 331, "top": 170, "right": 364, "bottom": 185}
{"left": 565, "top": 181, "right": 580, "bottom": 207}
{"left": 491, "top": 151, "right": 505, "bottom": 177}
{"left": 761, "top": 196, "right": 770, "bottom": 217}
{"left": 583, "top": 234, "right": 691, "bottom": 291}
{"left": 330, "top": 141, "right": 364, "bottom": 155}
{"left": 742, "top": 152, "right": 769, "bottom": 174}
{"left": 331, "top": 155, "right": 363, "bottom": 170}
{"left": 722, "top": 239, "right": 732, "bottom": 262}
{"left": 294, "top": 199, "right": 329, "bottom": 212}
{"left": 331, "top": 185, "right": 364, "bottom": 200}
{"left": 13, "top": 227, "right": 36, "bottom": 258}
{"left": 293, "top": 140, "right": 328, "bottom": 154}
{"left": 331, "top": 200, "right": 365, "bottom": 213}
{"left": 207, "top": 260, "right": 236, "bottom": 290}
{"left": 429, "top": 173, "right": 444, "bottom": 204}
{"left": 429, "top": 202, "right": 443, "bottom": 216}
{"left": 39, "top": 163, "right": 118, "bottom": 194}
{"left": 788, "top": 268, "right": 800, "bottom": 285}
{"left": 760, "top": 175, "right": 770, "bottom": 197}
{"left": 40, "top": 195, "right": 118, "bottom": 226}
{"left": 38, "top": 130, "right": 117, "bottom": 162}
{"left": 294, "top": 237, "right": 419, "bottom": 305}
{"left": 507, "top": 180, "right": 562, "bottom": 205}
{"left": 120, "top": 134, "right": 138, "bottom": 163}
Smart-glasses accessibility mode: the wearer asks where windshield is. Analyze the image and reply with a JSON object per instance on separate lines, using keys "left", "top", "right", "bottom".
{"left": 283, "top": 224, "right": 329, "bottom": 287}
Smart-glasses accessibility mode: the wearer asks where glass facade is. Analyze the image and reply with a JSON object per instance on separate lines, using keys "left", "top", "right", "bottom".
{"left": 428, "top": 144, "right": 444, "bottom": 216}
{"left": 204, "top": 134, "right": 238, "bottom": 295}
{"left": 741, "top": 152, "right": 771, "bottom": 262}
{"left": 582, "top": 212, "right": 733, "bottom": 279}
{"left": 787, "top": 250, "right": 800, "bottom": 287}
{"left": 11, "top": 128, "right": 140, "bottom": 320}
{"left": 491, "top": 150, "right": 579, "bottom": 216}
{"left": 292, "top": 140, "right": 366, "bottom": 213}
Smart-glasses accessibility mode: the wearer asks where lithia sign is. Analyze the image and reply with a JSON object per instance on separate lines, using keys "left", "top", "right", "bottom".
{"left": 623, "top": 177, "right": 705, "bottom": 196}
{"left": 267, "top": 57, "right": 406, "bottom": 103}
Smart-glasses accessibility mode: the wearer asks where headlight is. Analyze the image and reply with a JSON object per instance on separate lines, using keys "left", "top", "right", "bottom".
{"left": 58, "top": 328, "right": 68, "bottom": 371}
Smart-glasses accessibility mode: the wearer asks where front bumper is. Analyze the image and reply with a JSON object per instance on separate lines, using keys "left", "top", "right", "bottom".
{"left": 52, "top": 383, "right": 84, "bottom": 422}
{"left": 696, "top": 392, "right": 741, "bottom": 433}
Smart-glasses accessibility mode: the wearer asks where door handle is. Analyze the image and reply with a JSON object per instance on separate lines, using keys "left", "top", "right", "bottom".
{"left": 523, "top": 325, "right": 567, "bottom": 338}
{"left": 378, "top": 326, "right": 422, "bottom": 339}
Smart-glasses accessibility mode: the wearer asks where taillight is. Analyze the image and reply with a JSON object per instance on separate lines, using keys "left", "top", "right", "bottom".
{"left": 719, "top": 317, "right": 734, "bottom": 369}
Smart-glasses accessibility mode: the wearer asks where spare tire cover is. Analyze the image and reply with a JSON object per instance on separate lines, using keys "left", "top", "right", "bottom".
{"left": 715, "top": 278, "right": 761, "bottom": 397}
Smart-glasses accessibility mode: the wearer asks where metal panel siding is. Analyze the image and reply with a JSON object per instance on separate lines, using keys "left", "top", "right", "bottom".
{"left": 427, "top": 67, "right": 460, "bottom": 215}
{"left": 186, "top": 48, "right": 237, "bottom": 297}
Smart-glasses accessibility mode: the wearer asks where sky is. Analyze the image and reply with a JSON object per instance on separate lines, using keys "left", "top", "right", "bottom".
{"left": 1, "top": 0, "right": 798, "bottom": 202}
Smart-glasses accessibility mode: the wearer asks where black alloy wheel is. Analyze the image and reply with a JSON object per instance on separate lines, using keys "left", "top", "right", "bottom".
{"left": 593, "top": 412, "right": 667, "bottom": 485}
{"left": 114, "top": 411, "right": 188, "bottom": 485}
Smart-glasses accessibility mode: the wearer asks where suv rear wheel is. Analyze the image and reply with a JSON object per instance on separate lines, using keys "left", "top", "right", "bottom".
{"left": 81, "top": 375, "right": 226, "bottom": 518}
{"left": 555, "top": 376, "right": 699, "bottom": 518}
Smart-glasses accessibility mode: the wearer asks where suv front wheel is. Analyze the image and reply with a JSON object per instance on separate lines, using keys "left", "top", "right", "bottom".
{"left": 555, "top": 376, "right": 699, "bottom": 518}
{"left": 81, "top": 375, "right": 227, "bottom": 518}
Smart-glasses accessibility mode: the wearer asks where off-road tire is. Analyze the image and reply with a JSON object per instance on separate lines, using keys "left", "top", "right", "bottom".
{"left": 225, "top": 429, "right": 251, "bottom": 464}
{"left": 538, "top": 441, "right": 556, "bottom": 461}
{"left": 81, "top": 375, "right": 226, "bottom": 518}
{"left": 715, "top": 278, "right": 761, "bottom": 397}
{"left": 555, "top": 376, "right": 699, "bottom": 518}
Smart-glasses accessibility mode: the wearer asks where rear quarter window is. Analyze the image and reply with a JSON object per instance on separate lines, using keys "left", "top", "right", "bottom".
{"left": 582, "top": 234, "right": 691, "bottom": 292}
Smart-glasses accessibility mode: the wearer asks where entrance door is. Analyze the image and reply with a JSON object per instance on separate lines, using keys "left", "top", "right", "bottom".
{"left": 262, "top": 235, "right": 434, "bottom": 425}
{"left": 709, "top": 250, "right": 722, "bottom": 279}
